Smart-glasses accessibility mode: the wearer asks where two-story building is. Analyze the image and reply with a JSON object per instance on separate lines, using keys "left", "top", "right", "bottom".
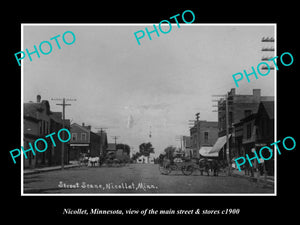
{"left": 189, "top": 120, "right": 218, "bottom": 158}
{"left": 23, "top": 95, "right": 69, "bottom": 168}
{"left": 255, "top": 101, "right": 274, "bottom": 175}
{"left": 233, "top": 101, "right": 274, "bottom": 175}
{"left": 69, "top": 123, "right": 107, "bottom": 160}
{"left": 215, "top": 88, "right": 274, "bottom": 159}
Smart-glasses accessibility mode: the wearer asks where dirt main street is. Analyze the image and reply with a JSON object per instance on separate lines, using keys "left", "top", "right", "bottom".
{"left": 23, "top": 163, "right": 273, "bottom": 194}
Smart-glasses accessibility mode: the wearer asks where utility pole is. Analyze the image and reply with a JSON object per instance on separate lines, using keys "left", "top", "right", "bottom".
{"left": 188, "top": 116, "right": 198, "bottom": 158}
{"left": 111, "top": 136, "right": 120, "bottom": 159}
{"left": 111, "top": 136, "right": 120, "bottom": 148}
{"left": 212, "top": 94, "right": 231, "bottom": 176}
{"left": 261, "top": 36, "right": 275, "bottom": 71}
{"left": 51, "top": 97, "right": 76, "bottom": 170}
{"left": 96, "top": 127, "right": 108, "bottom": 159}
{"left": 175, "top": 135, "right": 183, "bottom": 150}
{"left": 188, "top": 120, "right": 195, "bottom": 159}
{"left": 195, "top": 112, "right": 200, "bottom": 159}
{"left": 225, "top": 93, "right": 230, "bottom": 175}
{"left": 261, "top": 36, "right": 274, "bottom": 180}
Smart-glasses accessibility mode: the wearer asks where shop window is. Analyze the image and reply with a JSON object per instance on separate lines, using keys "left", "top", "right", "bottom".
{"left": 204, "top": 132, "right": 208, "bottom": 143}
{"left": 72, "top": 133, "right": 77, "bottom": 141}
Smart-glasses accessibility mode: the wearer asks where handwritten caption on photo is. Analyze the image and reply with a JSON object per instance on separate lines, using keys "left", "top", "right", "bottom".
{"left": 58, "top": 181, "right": 159, "bottom": 191}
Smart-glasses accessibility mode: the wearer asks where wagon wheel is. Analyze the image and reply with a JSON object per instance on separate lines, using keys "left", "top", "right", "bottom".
{"left": 182, "top": 165, "right": 194, "bottom": 176}
{"left": 159, "top": 164, "right": 169, "bottom": 175}
{"left": 165, "top": 164, "right": 177, "bottom": 175}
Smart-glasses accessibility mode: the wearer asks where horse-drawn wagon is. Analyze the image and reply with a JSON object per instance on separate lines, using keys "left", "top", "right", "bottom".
{"left": 159, "top": 157, "right": 227, "bottom": 176}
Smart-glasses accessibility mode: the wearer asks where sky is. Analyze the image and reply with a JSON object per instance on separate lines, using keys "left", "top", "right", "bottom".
{"left": 23, "top": 24, "right": 275, "bottom": 156}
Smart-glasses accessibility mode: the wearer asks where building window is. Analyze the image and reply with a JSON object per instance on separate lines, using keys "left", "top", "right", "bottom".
{"left": 204, "top": 132, "right": 208, "bottom": 143}
{"left": 81, "top": 133, "right": 87, "bottom": 141}
{"left": 72, "top": 133, "right": 77, "bottom": 141}
{"left": 246, "top": 123, "right": 252, "bottom": 139}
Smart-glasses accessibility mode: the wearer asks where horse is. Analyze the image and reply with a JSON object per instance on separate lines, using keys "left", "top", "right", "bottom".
{"left": 199, "top": 158, "right": 211, "bottom": 176}
{"left": 88, "top": 157, "right": 99, "bottom": 167}
{"left": 199, "top": 158, "right": 227, "bottom": 176}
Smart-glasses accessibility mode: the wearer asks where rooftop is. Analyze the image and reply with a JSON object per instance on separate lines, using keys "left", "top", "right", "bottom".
{"left": 259, "top": 101, "right": 274, "bottom": 119}
{"left": 107, "top": 143, "right": 116, "bottom": 151}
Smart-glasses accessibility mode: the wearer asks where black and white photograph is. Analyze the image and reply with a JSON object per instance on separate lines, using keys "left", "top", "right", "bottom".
{"left": 21, "top": 24, "right": 276, "bottom": 195}
{"left": 4, "top": 3, "right": 299, "bottom": 222}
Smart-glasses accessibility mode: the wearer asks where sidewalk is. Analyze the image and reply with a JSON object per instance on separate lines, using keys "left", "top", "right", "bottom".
{"left": 24, "top": 164, "right": 80, "bottom": 175}
{"left": 231, "top": 168, "right": 274, "bottom": 188}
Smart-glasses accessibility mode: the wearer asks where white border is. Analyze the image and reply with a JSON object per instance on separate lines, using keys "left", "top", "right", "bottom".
{"left": 21, "top": 23, "right": 277, "bottom": 196}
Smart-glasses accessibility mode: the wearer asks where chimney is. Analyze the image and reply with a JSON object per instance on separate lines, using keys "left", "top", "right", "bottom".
{"left": 82, "top": 122, "right": 85, "bottom": 127}
{"left": 253, "top": 89, "right": 261, "bottom": 102}
{"left": 230, "top": 88, "right": 236, "bottom": 96}
{"left": 37, "top": 95, "right": 41, "bottom": 103}
{"left": 253, "top": 89, "right": 261, "bottom": 97}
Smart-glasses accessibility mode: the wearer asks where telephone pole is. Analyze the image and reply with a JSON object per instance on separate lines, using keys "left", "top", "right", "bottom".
{"left": 175, "top": 135, "right": 183, "bottom": 150}
{"left": 51, "top": 97, "right": 76, "bottom": 170}
{"left": 212, "top": 94, "right": 231, "bottom": 176}
{"left": 111, "top": 136, "right": 120, "bottom": 148}
{"left": 187, "top": 112, "right": 200, "bottom": 158}
{"left": 96, "top": 127, "right": 108, "bottom": 158}
{"left": 195, "top": 113, "right": 200, "bottom": 158}
{"left": 261, "top": 36, "right": 275, "bottom": 70}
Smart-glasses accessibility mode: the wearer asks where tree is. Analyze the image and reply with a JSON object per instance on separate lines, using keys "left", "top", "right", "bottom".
{"left": 139, "top": 142, "right": 154, "bottom": 156}
{"left": 131, "top": 152, "right": 142, "bottom": 161}
{"left": 139, "top": 142, "right": 154, "bottom": 162}
{"left": 116, "top": 143, "right": 130, "bottom": 156}
{"left": 164, "top": 146, "right": 176, "bottom": 160}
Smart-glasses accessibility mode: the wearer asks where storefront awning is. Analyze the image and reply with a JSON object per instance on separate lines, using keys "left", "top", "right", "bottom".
{"left": 199, "top": 146, "right": 218, "bottom": 157}
{"left": 209, "top": 134, "right": 231, "bottom": 154}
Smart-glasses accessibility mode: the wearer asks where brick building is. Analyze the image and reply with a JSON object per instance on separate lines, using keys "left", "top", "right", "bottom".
{"left": 69, "top": 123, "right": 107, "bottom": 160}
{"left": 189, "top": 120, "right": 218, "bottom": 158}
{"left": 214, "top": 88, "right": 274, "bottom": 160}
{"left": 23, "top": 95, "right": 69, "bottom": 168}
{"left": 233, "top": 101, "right": 274, "bottom": 175}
